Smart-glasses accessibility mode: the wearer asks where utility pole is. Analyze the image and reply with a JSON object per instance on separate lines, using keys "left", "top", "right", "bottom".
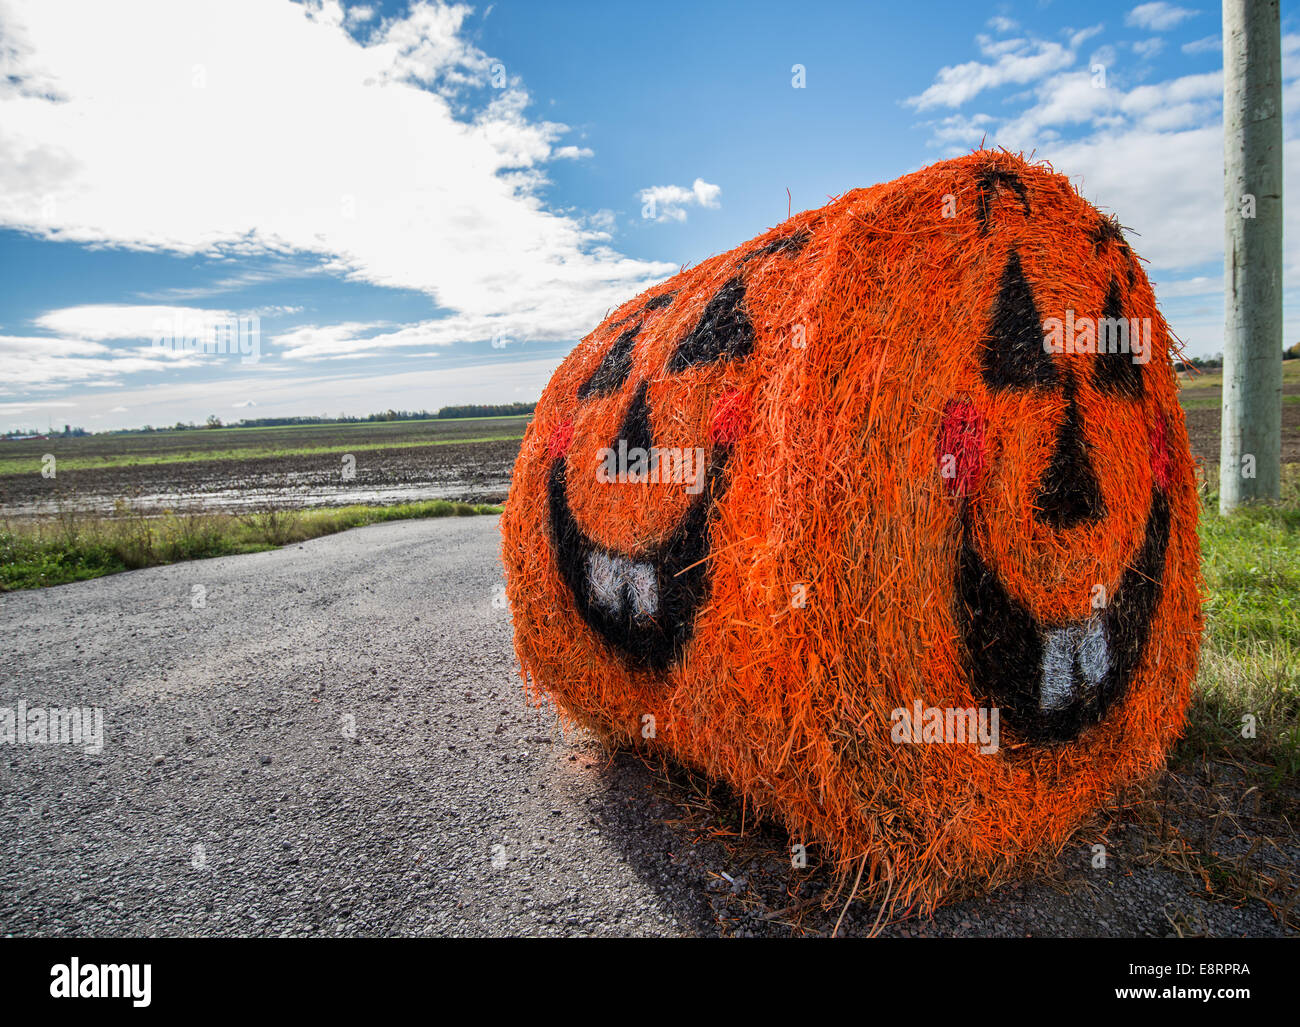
{"left": 1220, "top": 0, "right": 1283, "bottom": 513}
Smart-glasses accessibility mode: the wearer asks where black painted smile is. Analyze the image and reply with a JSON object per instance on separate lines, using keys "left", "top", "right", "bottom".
{"left": 545, "top": 250, "right": 806, "bottom": 671}
{"left": 548, "top": 451, "right": 730, "bottom": 671}
{"left": 957, "top": 490, "right": 1171, "bottom": 743}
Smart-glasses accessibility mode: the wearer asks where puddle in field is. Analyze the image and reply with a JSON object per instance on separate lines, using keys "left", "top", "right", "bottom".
{"left": 2, "top": 482, "right": 505, "bottom": 517}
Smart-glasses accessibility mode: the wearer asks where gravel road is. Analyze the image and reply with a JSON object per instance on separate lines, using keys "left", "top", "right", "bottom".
{"left": 1, "top": 517, "right": 1291, "bottom": 937}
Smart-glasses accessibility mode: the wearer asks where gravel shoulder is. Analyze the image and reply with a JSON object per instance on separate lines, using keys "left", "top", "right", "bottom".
{"left": 0, "top": 517, "right": 1292, "bottom": 937}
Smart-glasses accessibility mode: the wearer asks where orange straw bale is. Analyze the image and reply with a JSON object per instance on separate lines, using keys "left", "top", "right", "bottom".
{"left": 499, "top": 150, "right": 1203, "bottom": 909}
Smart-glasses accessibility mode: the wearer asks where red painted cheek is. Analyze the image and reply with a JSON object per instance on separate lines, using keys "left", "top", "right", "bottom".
{"left": 1149, "top": 415, "right": 1173, "bottom": 490}
{"left": 710, "top": 389, "right": 750, "bottom": 446}
{"left": 547, "top": 419, "right": 574, "bottom": 460}
{"left": 937, "top": 397, "right": 987, "bottom": 498}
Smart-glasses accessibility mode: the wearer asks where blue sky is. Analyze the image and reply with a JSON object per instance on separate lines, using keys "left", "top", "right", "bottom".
{"left": 0, "top": 0, "right": 1296, "bottom": 432}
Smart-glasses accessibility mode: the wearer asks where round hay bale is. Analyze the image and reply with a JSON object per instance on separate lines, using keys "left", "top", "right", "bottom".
{"left": 500, "top": 150, "right": 1204, "bottom": 908}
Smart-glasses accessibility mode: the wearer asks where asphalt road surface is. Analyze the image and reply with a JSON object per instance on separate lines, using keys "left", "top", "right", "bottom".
{"left": 0, "top": 518, "right": 1290, "bottom": 937}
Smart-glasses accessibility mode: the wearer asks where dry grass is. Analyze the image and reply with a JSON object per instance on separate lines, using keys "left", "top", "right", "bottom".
{"left": 0, "top": 498, "right": 501, "bottom": 591}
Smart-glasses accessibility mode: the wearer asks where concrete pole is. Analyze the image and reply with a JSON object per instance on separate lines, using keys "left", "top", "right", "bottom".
{"left": 1220, "top": 0, "right": 1283, "bottom": 514}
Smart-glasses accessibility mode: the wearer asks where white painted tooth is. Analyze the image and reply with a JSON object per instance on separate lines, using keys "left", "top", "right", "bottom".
{"left": 585, "top": 550, "right": 625, "bottom": 615}
{"left": 1076, "top": 618, "right": 1109, "bottom": 689}
{"left": 1040, "top": 627, "right": 1075, "bottom": 711}
{"left": 586, "top": 551, "right": 659, "bottom": 622}
{"left": 626, "top": 560, "right": 658, "bottom": 621}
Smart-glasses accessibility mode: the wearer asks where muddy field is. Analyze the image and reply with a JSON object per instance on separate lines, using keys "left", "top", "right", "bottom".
{"left": 2, "top": 368, "right": 1297, "bottom": 518}
{"left": 0, "top": 418, "right": 527, "bottom": 515}
{"left": 1179, "top": 373, "right": 1300, "bottom": 478}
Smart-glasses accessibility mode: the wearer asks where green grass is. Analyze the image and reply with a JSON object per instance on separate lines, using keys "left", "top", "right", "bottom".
{"left": 1176, "top": 355, "right": 1300, "bottom": 395}
{"left": 0, "top": 499, "right": 501, "bottom": 591}
{"left": 1181, "top": 472, "right": 1300, "bottom": 779}
{"left": 1179, "top": 395, "right": 1300, "bottom": 410}
{"left": 0, "top": 435, "right": 523, "bottom": 475}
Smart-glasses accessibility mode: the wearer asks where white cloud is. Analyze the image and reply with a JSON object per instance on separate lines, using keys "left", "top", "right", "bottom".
{"left": 1125, "top": 3, "right": 1196, "bottom": 32}
{"left": 918, "top": 63, "right": 1230, "bottom": 275}
{"left": 926, "top": 112, "right": 997, "bottom": 148}
{"left": 1149, "top": 276, "right": 1219, "bottom": 299}
{"left": 692, "top": 179, "right": 722, "bottom": 208}
{"left": 0, "top": 400, "right": 77, "bottom": 414}
{"left": 1039, "top": 126, "right": 1222, "bottom": 273}
{"left": 1133, "top": 38, "right": 1165, "bottom": 59}
{"left": 34, "top": 304, "right": 234, "bottom": 341}
{"left": 0, "top": 333, "right": 208, "bottom": 388}
{"left": 134, "top": 262, "right": 327, "bottom": 302}
{"left": 0, "top": 334, "right": 107, "bottom": 357}
{"left": 988, "top": 16, "right": 1018, "bottom": 34}
{"left": 1182, "top": 35, "right": 1221, "bottom": 55}
{"left": 908, "top": 20, "right": 1300, "bottom": 357}
{"left": 1069, "top": 25, "right": 1105, "bottom": 50}
{"left": 0, "top": 0, "right": 673, "bottom": 367}
{"left": 0, "top": 303, "right": 278, "bottom": 393}
{"left": 274, "top": 321, "right": 396, "bottom": 360}
{"left": 344, "top": 4, "right": 374, "bottom": 28}
{"left": 274, "top": 293, "right": 622, "bottom": 358}
{"left": 905, "top": 36, "right": 1075, "bottom": 110}
{"left": 971, "top": 65, "right": 1224, "bottom": 146}
{"left": 637, "top": 178, "right": 722, "bottom": 224}
{"left": 586, "top": 209, "right": 617, "bottom": 235}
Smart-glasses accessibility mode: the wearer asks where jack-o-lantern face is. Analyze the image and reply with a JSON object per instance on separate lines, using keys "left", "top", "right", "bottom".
{"left": 546, "top": 244, "right": 802, "bottom": 671}
{"left": 949, "top": 241, "right": 1172, "bottom": 743}
{"left": 503, "top": 151, "right": 1203, "bottom": 905}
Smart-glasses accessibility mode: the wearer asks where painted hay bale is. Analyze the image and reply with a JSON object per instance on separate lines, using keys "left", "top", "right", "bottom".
{"left": 499, "top": 151, "right": 1203, "bottom": 908}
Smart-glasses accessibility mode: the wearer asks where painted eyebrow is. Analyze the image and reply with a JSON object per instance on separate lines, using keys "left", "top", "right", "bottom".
{"left": 1092, "top": 217, "right": 1139, "bottom": 289}
{"left": 743, "top": 229, "right": 811, "bottom": 263}
{"left": 642, "top": 291, "right": 677, "bottom": 311}
{"left": 975, "top": 169, "right": 1031, "bottom": 233}
{"left": 602, "top": 290, "right": 678, "bottom": 331}
{"left": 578, "top": 324, "right": 641, "bottom": 399}
{"left": 1092, "top": 216, "right": 1128, "bottom": 250}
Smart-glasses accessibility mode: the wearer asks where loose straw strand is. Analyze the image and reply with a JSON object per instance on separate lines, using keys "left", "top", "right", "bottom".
{"left": 832, "top": 851, "right": 868, "bottom": 938}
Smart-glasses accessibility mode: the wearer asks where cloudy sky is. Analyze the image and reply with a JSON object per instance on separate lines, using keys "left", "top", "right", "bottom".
{"left": 1, "top": 0, "right": 1297, "bottom": 432}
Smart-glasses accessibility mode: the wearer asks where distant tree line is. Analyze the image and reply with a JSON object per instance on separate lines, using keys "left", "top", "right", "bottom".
{"left": 434, "top": 402, "right": 536, "bottom": 419}
{"left": 1175, "top": 354, "right": 1224, "bottom": 371}
{"left": 64, "top": 403, "right": 537, "bottom": 436}
{"left": 0, "top": 424, "right": 88, "bottom": 440}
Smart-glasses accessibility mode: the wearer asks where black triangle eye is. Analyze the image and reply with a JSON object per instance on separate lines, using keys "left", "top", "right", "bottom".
{"left": 982, "top": 250, "right": 1056, "bottom": 389}
{"left": 615, "top": 381, "right": 654, "bottom": 452}
{"left": 668, "top": 277, "right": 754, "bottom": 372}
{"left": 578, "top": 325, "right": 640, "bottom": 400}
{"left": 1095, "top": 277, "right": 1144, "bottom": 397}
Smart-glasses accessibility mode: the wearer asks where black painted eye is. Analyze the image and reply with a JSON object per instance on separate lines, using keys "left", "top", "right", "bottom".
{"left": 643, "top": 291, "right": 676, "bottom": 311}
{"left": 982, "top": 250, "right": 1056, "bottom": 389}
{"left": 668, "top": 277, "right": 754, "bottom": 372}
{"left": 1095, "top": 277, "right": 1143, "bottom": 397}
{"left": 745, "top": 230, "right": 811, "bottom": 262}
{"left": 578, "top": 324, "right": 640, "bottom": 399}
